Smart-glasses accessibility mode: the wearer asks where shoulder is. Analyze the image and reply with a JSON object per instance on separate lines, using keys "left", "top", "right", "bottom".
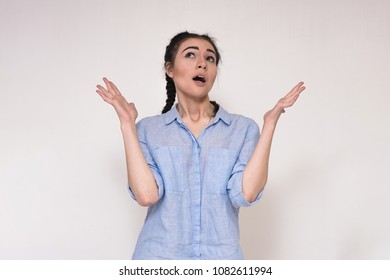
{"left": 135, "top": 114, "right": 167, "bottom": 141}
{"left": 219, "top": 107, "right": 259, "bottom": 130}
{"left": 231, "top": 113, "right": 258, "bottom": 127}
{"left": 136, "top": 106, "right": 179, "bottom": 129}
{"left": 136, "top": 114, "right": 165, "bottom": 129}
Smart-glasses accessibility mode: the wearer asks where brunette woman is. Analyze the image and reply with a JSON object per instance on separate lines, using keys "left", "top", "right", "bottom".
{"left": 96, "top": 31, "right": 305, "bottom": 259}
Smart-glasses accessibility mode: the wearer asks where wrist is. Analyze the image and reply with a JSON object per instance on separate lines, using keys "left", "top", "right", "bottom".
{"left": 263, "top": 113, "right": 279, "bottom": 128}
{"left": 120, "top": 120, "right": 136, "bottom": 131}
{"left": 262, "top": 120, "right": 277, "bottom": 131}
{"left": 263, "top": 105, "right": 284, "bottom": 124}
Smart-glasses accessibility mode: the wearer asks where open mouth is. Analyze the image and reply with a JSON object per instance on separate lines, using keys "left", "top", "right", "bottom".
{"left": 193, "top": 75, "right": 206, "bottom": 83}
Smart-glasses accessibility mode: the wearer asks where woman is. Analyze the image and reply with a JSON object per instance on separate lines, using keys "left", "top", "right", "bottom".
{"left": 96, "top": 31, "right": 305, "bottom": 259}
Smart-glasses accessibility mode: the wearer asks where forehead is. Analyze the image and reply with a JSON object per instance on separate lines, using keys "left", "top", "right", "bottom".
{"left": 178, "top": 38, "right": 215, "bottom": 52}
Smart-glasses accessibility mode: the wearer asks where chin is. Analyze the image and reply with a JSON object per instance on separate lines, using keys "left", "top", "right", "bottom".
{"left": 178, "top": 87, "right": 211, "bottom": 99}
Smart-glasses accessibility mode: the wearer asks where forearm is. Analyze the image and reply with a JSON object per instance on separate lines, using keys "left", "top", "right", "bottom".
{"left": 96, "top": 77, "right": 159, "bottom": 206}
{"left": 241, "top": 81, "right": 306, "bottom": 203}
{"left": 121, "top": 123, "right": 158, "bottom": 206}
{"left": 242, "top": 121, "right": 276, "bottom": 202}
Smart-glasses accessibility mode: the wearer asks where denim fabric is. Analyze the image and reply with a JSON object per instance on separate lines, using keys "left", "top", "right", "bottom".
{"left": 130, "top": 105, "right": 262, "bottom": 259}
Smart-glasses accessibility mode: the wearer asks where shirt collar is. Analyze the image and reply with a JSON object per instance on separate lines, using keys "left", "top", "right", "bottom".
{"left": 212, "top": 105, "right": 232, "bottom": 125}
{"left": 164, "top": 104, "right": 232, "bottom": 126}
{"left": 164, "top": 105, "right": 180, "bottom": 125}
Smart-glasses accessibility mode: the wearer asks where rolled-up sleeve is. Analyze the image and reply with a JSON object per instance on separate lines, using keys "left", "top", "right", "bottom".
{"left": 128, "top": 120, "right": 164, "bottom": 201}
{"left": 227, "top": 120, "right": 263, "bottom": 208}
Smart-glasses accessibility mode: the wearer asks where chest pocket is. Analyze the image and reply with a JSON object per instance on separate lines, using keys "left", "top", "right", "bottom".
{"left": 205, "top": 148, "right": 238, "bottom": 194}
{"left": 153, "top": 146, "right": 187, "bottom": 193}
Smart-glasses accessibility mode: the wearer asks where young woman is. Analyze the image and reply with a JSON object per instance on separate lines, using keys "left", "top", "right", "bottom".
{"left": 96, "top": 31, "right": 305, "bottom": 259}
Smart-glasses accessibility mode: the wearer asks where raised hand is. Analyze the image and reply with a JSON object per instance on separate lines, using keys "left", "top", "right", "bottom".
{"left": 96, "top": 77, "right": 138, "bottom": 124}
{"left": 263, "top": 81, "right": 306, "bottom": 125}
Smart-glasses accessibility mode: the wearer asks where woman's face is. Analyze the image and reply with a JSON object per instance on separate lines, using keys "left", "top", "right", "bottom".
{"left": 166, "top": 38, "right": 218, "bottom": 101}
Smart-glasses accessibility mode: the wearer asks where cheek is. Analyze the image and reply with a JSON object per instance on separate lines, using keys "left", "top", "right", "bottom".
{"left": 172, "top": 62, "right": 191, "bottom": 78}
{"left": 209, "top": 69, "right": 218, "bottom": 84}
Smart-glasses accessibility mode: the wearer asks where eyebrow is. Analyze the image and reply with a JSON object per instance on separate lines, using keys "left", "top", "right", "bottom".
{"left": 182, "top": 46, "right": 216, "bottom": 55}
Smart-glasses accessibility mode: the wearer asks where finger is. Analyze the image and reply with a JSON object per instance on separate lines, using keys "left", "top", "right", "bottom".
{"left": 109, "top": 81, "right": 122, "bottom": 95}
{"left": 295, "top": 81, "right": 304, "bottom": 89}
{"left": 280, "top": 93, "right": 301, "bottom": 109}
{"left": 96, "top": 90, "right": 111, "bottom": 103}
{"left": 286, "top": 93, "right": 301, "bottom": 108}
{"left": 96, "top": 84, "right": 107, "bottom": 93}
{"left": 96, "top": 85, "right": 113, "bottom": 97}
{"left": 292, "top": 81, "right": 304, "bottom": 92}
{"left": 286, "top": 81, "right": 305, "bottom": 98}
{"left": 103, "top": 77, "right": 116, "bottom": 94}
{"left": 291, "top": 93, "right": 301, "bottom": 104}
{"left": 288, "top": 92, "right": 301, "bottom": 102}
{"left": 280, "top": 93, "right": 297, "bottom": 105}
{"left": 286, "top": 90, "right": 302, "bottom": 102}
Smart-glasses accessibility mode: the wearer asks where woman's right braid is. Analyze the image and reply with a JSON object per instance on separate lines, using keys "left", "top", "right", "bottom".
{"left": 162, "top": 74, "right": 176, "bottom": 113}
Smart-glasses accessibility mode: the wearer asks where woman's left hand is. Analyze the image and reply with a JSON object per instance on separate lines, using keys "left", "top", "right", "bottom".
{"left": 263, "top": 81, "right": 306, "bottom": 125}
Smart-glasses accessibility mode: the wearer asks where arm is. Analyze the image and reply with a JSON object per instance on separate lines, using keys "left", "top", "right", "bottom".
{"left": 96, "top": 77, "right": 158, "bottom": 206}
{"left": 242, "top": 81, "right": 306, "bottom": 202}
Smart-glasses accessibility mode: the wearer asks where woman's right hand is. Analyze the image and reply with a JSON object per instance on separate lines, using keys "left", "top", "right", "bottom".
{"left": 96, "top": 77, "right": 138, "bottom": 124}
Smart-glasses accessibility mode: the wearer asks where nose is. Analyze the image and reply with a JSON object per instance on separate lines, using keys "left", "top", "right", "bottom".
{"left": 197, "top": 59, "right": 207, "bottom": 70}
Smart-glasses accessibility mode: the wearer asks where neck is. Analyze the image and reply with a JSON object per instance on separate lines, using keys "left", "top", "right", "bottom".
{"left": 176, "top": 96, "right": 214, "bottom": 123}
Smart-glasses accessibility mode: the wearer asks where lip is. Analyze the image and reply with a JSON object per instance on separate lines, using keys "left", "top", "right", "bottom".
{"left": 193, "top": 79, "right": 206, "bottom": 87}
{"left": 192, "top": 74, "right": 207, "bottom": 86}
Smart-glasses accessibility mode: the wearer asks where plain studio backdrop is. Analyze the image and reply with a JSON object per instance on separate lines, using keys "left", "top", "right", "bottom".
{"left": 1, "top": 0, "right": 389, "bottom": 259}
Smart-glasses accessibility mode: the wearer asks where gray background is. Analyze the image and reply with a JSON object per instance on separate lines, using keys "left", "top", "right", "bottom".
{"left": 1, "top": 0, "right": 389, "bottom": 259}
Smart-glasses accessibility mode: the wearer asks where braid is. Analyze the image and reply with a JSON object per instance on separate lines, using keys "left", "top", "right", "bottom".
{"left": 162, "top": 74, "right": 176, "bottom": 113}
{"left": 210, "top": 100, "right": 220, "bottom": 116}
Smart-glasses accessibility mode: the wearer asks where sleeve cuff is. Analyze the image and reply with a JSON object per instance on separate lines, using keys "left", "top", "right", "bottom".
{"left": 230, "top": 189, "right": 263, "bottom": 208}
{"left": 228, "top": 172, "right": 263, "bottom": 208}
{"left": 128, "top": 185, "right": 137, "bottom": 201}
{"left": 128, "top": 170, "right": 164, "bottom": 202}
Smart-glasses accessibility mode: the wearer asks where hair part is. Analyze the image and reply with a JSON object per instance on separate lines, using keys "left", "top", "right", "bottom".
{"left": 162, "top": 31, "right": 221, "bottom": 114}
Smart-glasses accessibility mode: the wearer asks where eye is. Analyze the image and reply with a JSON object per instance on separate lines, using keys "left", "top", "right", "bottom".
{"left": 206, "top": 56, "right": 215, "bottom": 63}
{"left": 185, "top": 52, "right": 196, "bottom": 58}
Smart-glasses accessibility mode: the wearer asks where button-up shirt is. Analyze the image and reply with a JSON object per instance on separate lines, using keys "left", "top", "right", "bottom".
{"left": 130, "top": 105, "right": 262, "bottom": 259}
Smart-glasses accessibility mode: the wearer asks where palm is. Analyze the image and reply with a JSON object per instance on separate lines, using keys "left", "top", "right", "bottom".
{"left": 96, "top": 78, "right": 138, "bottom": 123}
{"left": 264, "top": 81, "right": 305, "bottom": 124}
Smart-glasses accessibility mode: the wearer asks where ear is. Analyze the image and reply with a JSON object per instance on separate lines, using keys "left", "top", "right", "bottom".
{"left": 165, "top": 62, "right": 174, "bottom": 78}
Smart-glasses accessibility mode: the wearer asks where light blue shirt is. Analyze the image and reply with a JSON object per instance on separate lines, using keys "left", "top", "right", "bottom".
{"left": 130, "top": 105, "right": 262, "bottom": 259}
